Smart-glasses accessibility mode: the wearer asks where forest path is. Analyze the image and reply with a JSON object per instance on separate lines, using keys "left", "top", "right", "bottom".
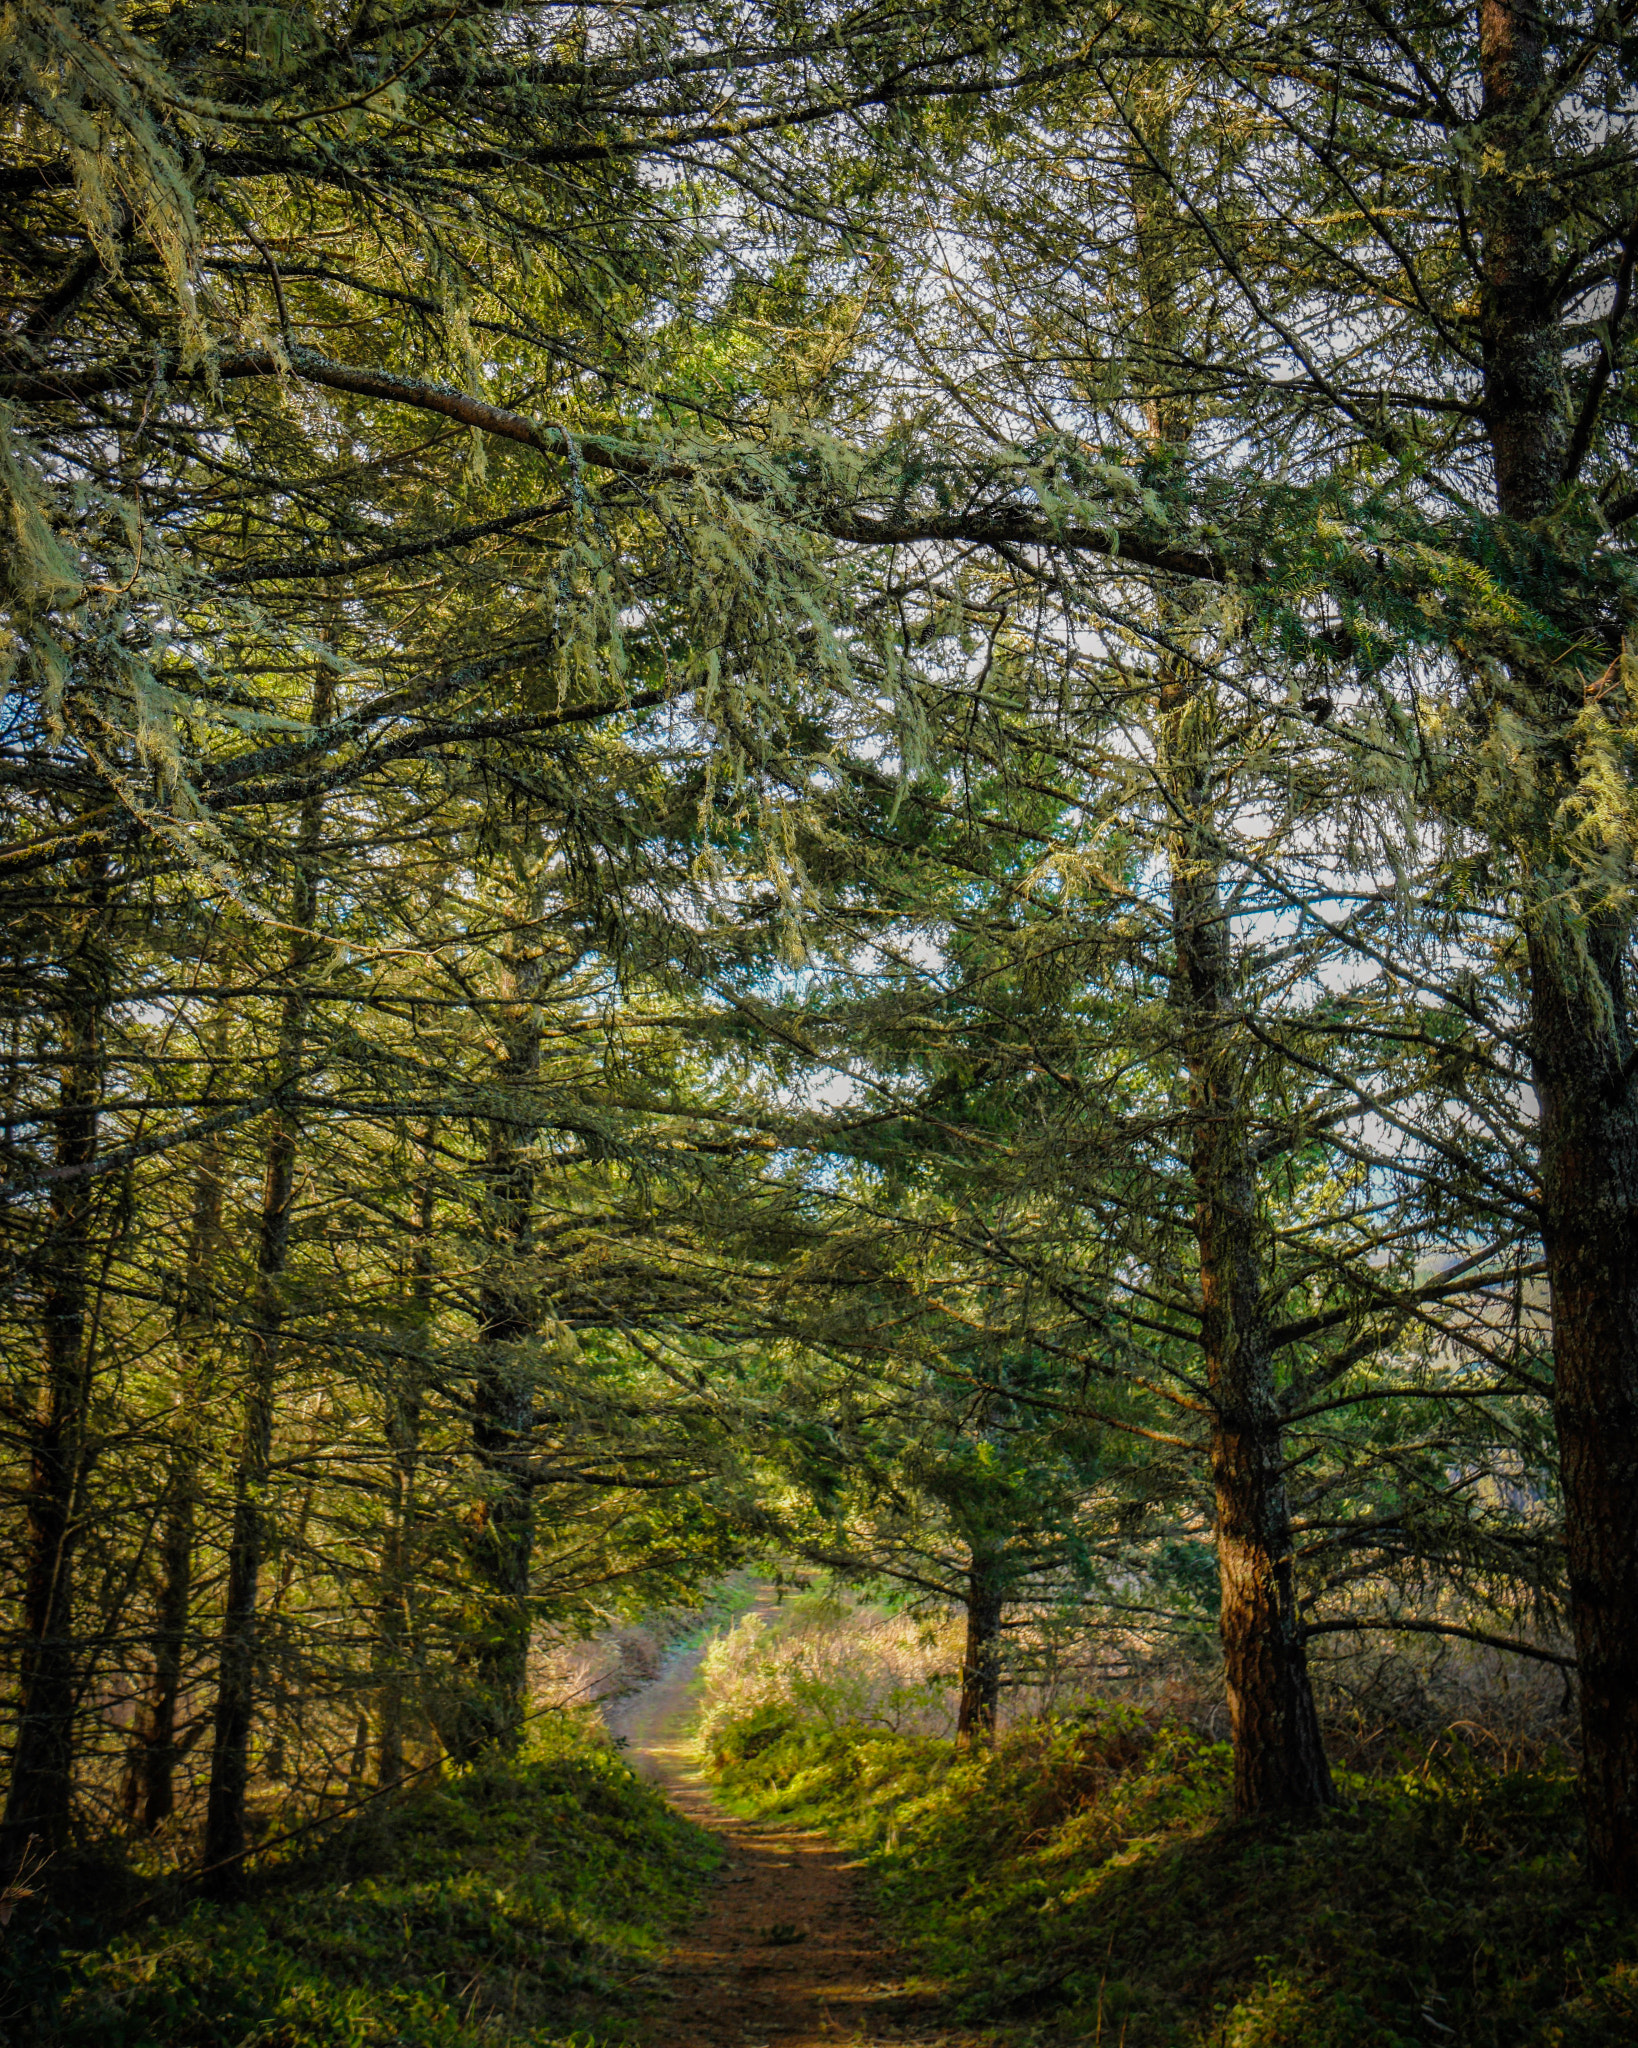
{"left": 604, "top": 1616, "right": 964, "bottom": 2047}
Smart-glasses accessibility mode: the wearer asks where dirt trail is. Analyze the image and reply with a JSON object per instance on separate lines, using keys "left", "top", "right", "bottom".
{"left": 605, "top": 1626, "right": 960, "bottom": 2047}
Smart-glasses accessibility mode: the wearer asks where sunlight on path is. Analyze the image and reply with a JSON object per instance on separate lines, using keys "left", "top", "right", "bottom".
{"left": 605, "top": 1616, "right": 975, "bottom": 2047}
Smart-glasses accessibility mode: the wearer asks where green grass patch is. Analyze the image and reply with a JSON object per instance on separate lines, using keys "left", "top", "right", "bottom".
{"left": 8, "top": 1717, "right": 715, "bottom": 2046}
{"left": 713, "top": 1708, "right": 1638, "bottom": 2046}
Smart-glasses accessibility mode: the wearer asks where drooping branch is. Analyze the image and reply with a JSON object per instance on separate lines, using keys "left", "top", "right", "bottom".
{"left": 1302, "top": 1615, "right": 1576, "bottom": 1669}
{"left": 2, "top": 346, "right": 1233, "bottom": 583}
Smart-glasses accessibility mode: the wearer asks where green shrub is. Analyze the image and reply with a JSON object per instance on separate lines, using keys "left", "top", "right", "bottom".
{"left": 708, "top": 1702, "right": 798, "bottom": 1768}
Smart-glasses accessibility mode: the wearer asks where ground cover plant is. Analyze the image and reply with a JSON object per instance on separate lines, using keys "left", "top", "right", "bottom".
{"left": 708, "top": 1624, "right": 1637, "bottom": 2048}
{"left": 4, "top": 1716, "right": 713, "bottom": 2048}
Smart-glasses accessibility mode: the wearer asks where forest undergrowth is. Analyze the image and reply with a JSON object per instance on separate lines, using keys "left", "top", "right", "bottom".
{"left": 3, "top": 1717, "right": 713, "bottom": 2048}
{"left": 706, "top": 1602, "right": 1637, "bottom": 2048}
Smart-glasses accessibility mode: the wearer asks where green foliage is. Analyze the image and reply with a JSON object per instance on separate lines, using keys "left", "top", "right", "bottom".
{"left": 716, "top": 1713, "right": 1638, "bottom": 2046}
{"left": 10, "top": 1719, "right": 713, "bottom": 2047}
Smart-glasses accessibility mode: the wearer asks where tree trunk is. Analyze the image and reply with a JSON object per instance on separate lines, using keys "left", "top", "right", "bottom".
{"left": 955, "top": 1550, "right": 1005, "bottom": 1747}
{"left": 1, "top": 859, "right": 109, "bottom": 1874}
{"left": 376, "top": 1124, "right": 435, "bottom": 1788}
{"left": 1477, "top": 0, "right": 1638, "bottom": 1894}
{"left": 346, "top": 1710, "right": 371, "bottom": 1801}
{"left": 1529, "top": 923, "right": 1638, "bottom": 1892}
{"left": 201, "top": 1001, "right": 300, "bottom": 1884}
{"left": 140, "top": 1441, "right": 199, "bottom": 1833}
{"left": 258, "top": 1420, "right": 326, "bottom": 1786}
{"left": 139, "top": 1020, "right": 229, "bottom": 1832}
{"left": 137, "top": 1482, "right": 194, "bottom": 1835}
{"left": 451, "top": 916, "right": 543, "bottom": 1761}
{"left": 1163, "top": 718, "right": 1334, "bottom": 1816}
{"left": 202, "top": 674, "right": 329, "bottom": 1890}
{"left": 1205, "top": 1317, "right": 1333, "bottom": 1816}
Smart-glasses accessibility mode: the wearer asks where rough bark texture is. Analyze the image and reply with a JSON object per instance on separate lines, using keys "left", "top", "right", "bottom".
{"left": 450, "top": 922, "right": 543, "bottom": 1762}
{"left": 1529, "top": 923, "right": 1638, "bottom": 1893}
{"left": 202, "top": 675, "right": 329, "bottom": 1891}
{"left": 955, "top": 1551, "right": 1005, "bottom": 1748}
{"left": 1162, "top": 708, "right": 1334, "bottom": 1817}
{"left": 1478, "top": 0, "right": 1638, "bottom": 1894}
{"left": 1, "top": 860, "right": 109, "bottom": 1874}
{"left": 1477, "top": 0, "right": 1565, "bottom": 529}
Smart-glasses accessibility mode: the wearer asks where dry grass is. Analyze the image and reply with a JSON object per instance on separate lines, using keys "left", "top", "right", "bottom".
{"left": 693, "top": 1588, "right": 1580, "bottom": 1782}
{"left": 696, "top": 1595, "right": 963, "bottom": 1754}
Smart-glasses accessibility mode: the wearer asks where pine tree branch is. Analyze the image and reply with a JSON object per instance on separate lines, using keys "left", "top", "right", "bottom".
{"left": 0, "top": 349, "right": 1233, "bottom": 582}
{"left": 1302, "top": 1616, "right": 1576, "bottom": 1668}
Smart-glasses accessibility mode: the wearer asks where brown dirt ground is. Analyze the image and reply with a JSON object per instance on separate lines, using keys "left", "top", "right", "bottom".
{"left": 605, "top": 1627, "right": 977, "bottom": 2048}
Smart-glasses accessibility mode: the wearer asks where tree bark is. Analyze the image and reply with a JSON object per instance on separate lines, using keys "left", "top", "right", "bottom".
{"left": 450, "top": 912, "right": 543, "bottom": 1761}
{"left": 376, "top": 1124, "right": 435, "bottom": 1788}
{"left": 202, "top": 674, "right": 329, "bottom": 1891}
{"left": 258, "top": 1415, "right": 327, "bottom": 1786}
{"left": 1160, "top": 675, "right": 1334, "bottom": 1816}
{"left": 1, "top": 858, "right": 110, "bottom": 1874}
{"left": 201, "top": 982, "right": 301, "bottom": 1884}
{"left": 137, "top": 1017, "right": 229, "bottom": 1832}
{"left": 955, "top": 1549, "right": 1005, "bottom": 1747}
{"left": 1529, "top": 923, "right": 1638, "bottom": 1892}
{"left": 1477, "top": 0, "right": 1638, "bottom": 1894}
